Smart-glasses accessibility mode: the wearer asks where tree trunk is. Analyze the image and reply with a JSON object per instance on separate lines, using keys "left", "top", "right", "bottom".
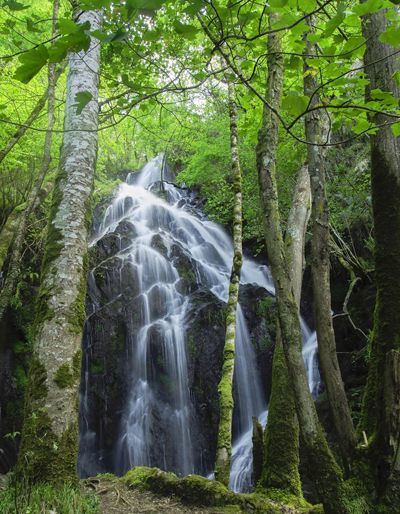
{"left": 360, "top": 7, "right": 400, "bottom": 504}
{"left": 256, "top": 13, "right": 349, "bottom": 514}
{"left": 303, "top": 18, "right": 356, "bottom": 466}
{"left": 0, "top": 208, "right": 22, "bottom": 273}
{"left": 261, "top": 164, "right": 310, "bottom": 496}
{"left": 215, "top": 79, "right": 243, "bottom": 486}
{"left": 17, "top": 8, "right": 102, "bottom": 485}
{"left": 0, "top": 63, "right": 65, "bottom": 166}
{"left": 0, "top": 0, "right": 60, "bottom": 324}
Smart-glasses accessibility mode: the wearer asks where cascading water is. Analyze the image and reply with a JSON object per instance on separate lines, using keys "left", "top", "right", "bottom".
{"left": 78, "top": 154, "right": 321, "bottom": 491}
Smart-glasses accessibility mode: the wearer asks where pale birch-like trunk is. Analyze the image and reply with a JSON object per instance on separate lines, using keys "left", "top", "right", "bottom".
{"left": 303, "top": 18, "right": 356, "bottom": 465}
{"left": 256, "top": 12, "right": 349, "bottom": 514}
{"left": 360, "top": 7, "right": 400, "bottom": 504}
{"left": 215, "top": 79, "right": 243, "bottom": 486}
{"left": 0, "top": 0, "right": 60, "bottom": 324}
{"left": 17, "top": 9, "right": 102, "bottom": 484}
{"left": 261, "top": 169, "right": 311, "bottom": 495}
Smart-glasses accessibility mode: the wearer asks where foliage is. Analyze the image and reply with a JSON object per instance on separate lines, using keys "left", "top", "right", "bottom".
{"left": 0, "top": 481, "right": 99, "bottom": 514}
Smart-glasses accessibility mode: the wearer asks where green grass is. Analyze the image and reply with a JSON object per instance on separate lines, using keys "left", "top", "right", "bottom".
{"left": 0, "top": 483, "right": 99, "bottom": 514}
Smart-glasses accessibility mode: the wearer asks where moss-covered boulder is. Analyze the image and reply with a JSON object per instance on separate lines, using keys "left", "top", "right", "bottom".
{"left": 122, "top": 467, "right": 324, "bottom": 514}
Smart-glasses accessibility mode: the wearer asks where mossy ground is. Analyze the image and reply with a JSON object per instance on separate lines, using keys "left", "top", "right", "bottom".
{"left": 121, "top": 467, "right": 323, "bottom": 513}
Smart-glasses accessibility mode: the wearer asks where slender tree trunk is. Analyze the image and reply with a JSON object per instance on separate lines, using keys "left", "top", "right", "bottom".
{"left": 215, "top": 79, "right": 243, "bottom": 486}
{"left": 256, "top": 13, "right": 349, "bottom": 514}
{"left": 0, "top": 63, "right": 65, "bottom": 166}
{"left": 0, "top": 209, "right": 21, "bottom": 272}
{"left": 17, "top": 8, "right": 102, "bottom": 485}
{"left": 303, "top": 18, "right": 356, "bottom": 466}
{"left": 360, "top": 7, "right": 400, "bottom": 504}
{"left": 0, "top": 0, "right": 60, "bottom": 324}
{"left": 261, "top": 164, "right": 310, "bottom": 496}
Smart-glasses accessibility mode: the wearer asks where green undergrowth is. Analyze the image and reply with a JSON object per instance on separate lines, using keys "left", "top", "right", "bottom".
{"left": 122, "top": 466, "right": 323, "bottom": 513}
{"left": 0, "top": 481, "right": 99, "bottom": 514}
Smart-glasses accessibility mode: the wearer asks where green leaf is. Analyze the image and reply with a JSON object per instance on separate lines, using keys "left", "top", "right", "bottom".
{"left": 370, "top": 88, "right": 399, "bottom": 106}
{"left": 352, "top": 0, "right": 384, "bottom": 16}
{"left": 26, "top": 19, "right": 40, "bottom": 33}
{"left": 126, "top": 0, "right": 165, "bottom": 14}
{"left": 353, "top": 115, "right": 376, "bottom": 135}
{"left": 379, "top": 27, "right": 400, "bottom": 47}
{"left": 14, "top": 45, "right": 48, "bottom": 83}
{"left": 74, "top": 91, "right": 93, "bottom": 115}
{"left": 282, "top": 92, "right": 309, "bottom": 116}
{"left": 173, "top": 21, "right": 198, "bottom": 39}
{"left": 80, "top": 0, "right": 112, "bottom": 8}
{"left": 184, "top": 0, "right": 204, "bottom": 16}
{"left": 143, "top": 29, "right": 161, "bottom": 41}
{"left": 58, "top": 18, "right": 80, "bottom": 35}
{"left": 48, "top": 38, "right": 70, "bottom": 62}
{"left": 268, "top": 0, "right": 288, "bottom": 6}
{"left": 322, "top": 12, "right": 345, "bottom": 38}
{"left": 392, "top": 122, "right": 400, "bottom": 136}
{"left": 107, "top": 29, "right": 129, "bottom": 43}
{"left": 3, "top": 0, "right": 28, "bottom": 10}
{"left": 48, "top": 29, "right": 91, "bottom": 63}
{"left": 90, "top": 29, "right": 109, "bottom": 42}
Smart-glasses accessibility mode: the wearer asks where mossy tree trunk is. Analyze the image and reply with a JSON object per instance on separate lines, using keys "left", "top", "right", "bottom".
{"left": 256, "top": 13, "right": 349, "bottom": 514}
{"left": 303, "top": 18, "right": 356, "bottom": 466}
{"left": 17, "top": 8, "right": 102, "bottom": 485}
{"left": 0, "top": 0, "right": 61, "bottom": 324}
{"left": 360, "top": 7, "right": 400, "bottom": 504}
{"left": 215, "top": 78, "right": 243, "bottom": 487}
{"left": 261, "top": 163, "right": 311, "bottom": 496}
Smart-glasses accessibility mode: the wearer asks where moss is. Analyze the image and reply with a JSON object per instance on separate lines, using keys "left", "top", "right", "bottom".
{"left": 302, "top": 425, "right": 350, "bottom": 514}
{"left": 122, "top": 466, "right": 178, "bottom": 494}
{"left": 68, "top": 252, "right": 89, "bottom": 336}
{"left": 17, "top": 358, "right": 79, "bottom": 485}
{"left": 33, "top": 169, "right": 67, "bottom": 334}
{"left": 260, "top": 488, "right": 310, "bottom": 509}
{"left": 54, "top": 363, "right": 75, "bottom": 389}
{"left": 255, "top": 296, "right": 274, "bottom": 318}
{"left": 72, "top": 349, "right": 82, "bottom": 380}
{"left": 215, "top": 338, "right": 235, "bottom": 486}
{"left": 252, "top": 418, "right": 264, "bottom": 484}
{"left": 187, "top": 335, "right": 196, "bottom": 357}
{"left": 260, "top": 338, "right": 302, "bottom": 497}
{"left": 89, "top": 361, "right": 104, "bottom": 375}
{"left": 122, "top": 467, "right": 321, "bottom": 513}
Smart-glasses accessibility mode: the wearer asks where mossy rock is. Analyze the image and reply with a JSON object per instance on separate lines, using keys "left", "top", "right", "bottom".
{"left": 122, "top": 467, "right": 323, "bottom": 513}
{"left": 122, "top": 467, "right": 179, "bottom": 495}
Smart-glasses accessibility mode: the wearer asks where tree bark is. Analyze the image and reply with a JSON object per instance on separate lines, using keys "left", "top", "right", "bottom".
{"left": 256, "top": 12, "right": 349, "bottom": 514}
{"left": 0, "top": 0, "right": 60, "bottom": 324}
{"left": 261, "top": 164, "right": 310, "bottom": 496}
{"left": 303, "top": 18, "right": 356, "bottom": 466}
{"left": 215, "top": 79, "right": 243, "bottom": 486}
{"left": 360, "top": 7, "right": 400, "bottom": 504}
{"left": 17, "top": 8, "right": 102, "bottom": 485}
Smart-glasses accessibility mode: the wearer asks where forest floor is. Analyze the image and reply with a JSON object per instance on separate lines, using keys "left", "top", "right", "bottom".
{"left": 88, "top": 475, "right": 242, "bottom": 513}
{"left": 84, "top": 476, "right": 310, "bottom": 514}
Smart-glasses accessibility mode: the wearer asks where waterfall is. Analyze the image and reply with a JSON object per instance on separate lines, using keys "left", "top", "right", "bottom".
{"left": 78, "top": 155, "right": 321, "bottom": 490}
